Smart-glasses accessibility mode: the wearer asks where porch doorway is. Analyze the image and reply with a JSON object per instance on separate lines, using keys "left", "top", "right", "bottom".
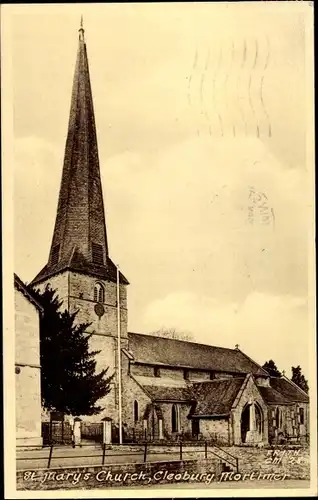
{"left": 241, "top": 402, "right": 264, "bottom": 444}
{"left": 241, "top": 405, "right": 250, "bottom": 443}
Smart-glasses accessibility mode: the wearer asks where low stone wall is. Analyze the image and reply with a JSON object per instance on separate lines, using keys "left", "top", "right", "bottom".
{"left": 225, "top": 446, "right": 310, "bottom": 480}
{"left": 17, "top": 458, "right": 220, "bottom": 490}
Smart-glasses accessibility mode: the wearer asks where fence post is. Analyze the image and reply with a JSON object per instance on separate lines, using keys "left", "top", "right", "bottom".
{"left": 205, "top": 441, "right": 208, "bottom": 459}
{"left": 143, "top": 442, "right": 148, "bottom": 463}
{"left": 179, "top": 441, "right": 182, "bottom": 461}
{"left": 102, "top": 443, "right": 106, "bottom": 465}
{"left": 74, "top": 417, "right": 82, "bottom": 447}
{"left": 47, "top": 444, "right": 54, "bottom": 468}
{"left": 102, "top": 417, "right": 112, "bottom": 446}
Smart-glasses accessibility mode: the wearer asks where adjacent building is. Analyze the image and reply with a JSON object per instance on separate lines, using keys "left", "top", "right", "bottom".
{"left": 15, "top": 274, "right": 43, "bottom": 447}
{"left": 26, "top": 23, "right": 309, "bottom": 446}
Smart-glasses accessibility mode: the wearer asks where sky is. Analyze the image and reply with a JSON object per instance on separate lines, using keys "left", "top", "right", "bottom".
{"left": 6, "top": 3, "right": 314, "bottom": 379}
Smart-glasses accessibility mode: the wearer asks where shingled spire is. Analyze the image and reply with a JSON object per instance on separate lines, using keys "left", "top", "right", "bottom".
{"left": 32, "top": 22, "right": 128, "bottom": 286}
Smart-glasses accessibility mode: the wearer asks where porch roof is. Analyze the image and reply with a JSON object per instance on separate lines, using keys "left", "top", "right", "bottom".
{"left": 190, "top": 378, "right": 245, "bottom": 417}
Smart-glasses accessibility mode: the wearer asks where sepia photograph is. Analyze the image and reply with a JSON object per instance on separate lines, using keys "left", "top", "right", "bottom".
{"left": 1, "top": 2, "right": 316, "bottom": 497}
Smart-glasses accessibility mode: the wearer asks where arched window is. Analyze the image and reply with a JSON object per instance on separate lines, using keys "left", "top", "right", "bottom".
{"left": 275, "top": 407, "right": 280, "bottom": 428}
{"left": 171, "top": 404, "right": 179, "bottom": 433}
{"left": 94, "top": 282, "right": 104, "bottom": 303}
{"left": 134, "top": 400, "right": 139, "bottom": 422}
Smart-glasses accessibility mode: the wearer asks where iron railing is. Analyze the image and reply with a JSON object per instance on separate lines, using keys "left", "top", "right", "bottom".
{"left": 16, "top": 440, "right": 239, "bottom": 471}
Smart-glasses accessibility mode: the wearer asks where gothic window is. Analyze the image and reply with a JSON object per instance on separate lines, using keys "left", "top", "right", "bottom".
{"left": 92, "top": 243, "right": 104, "bottom": 265}
{"left": 299, "top": 408, "right": 304, "bottom": 425}
{"left": 134, "top": 400, "right": 139, "bottom": 422}
{"left": 210, "top": 371, "right": 215, "bottom": 380}
{"left": 154, "top": 367, "right": 161, "bottom": 378}
{"left": 51, "top": 244, "right": 60, "bottom": 266}
{"left": 275, "top": 407, "right": 280, "bottom": 428}
{"left": 171, "top": 404, "right": 180, "bottom": 433}
{"left": 94, "top": 282, "right": 104, "bottom": 303}
{"left": 184, "top": 369, "right": 189, "bottom": 380}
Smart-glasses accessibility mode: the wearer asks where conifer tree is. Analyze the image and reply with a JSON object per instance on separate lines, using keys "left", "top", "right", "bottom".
{"left": 30, "top": 284, "right": 114, "bottom": 415}
{"left": 262, "top": 359, "right": 282, "bottom": 377}
{"left": 291, "top": 365, "right": 309, "bottom": 394}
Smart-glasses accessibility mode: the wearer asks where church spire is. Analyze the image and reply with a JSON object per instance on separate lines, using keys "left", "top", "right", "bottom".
{"left": 32, "top": 26, "right": 128, "bottom": 286}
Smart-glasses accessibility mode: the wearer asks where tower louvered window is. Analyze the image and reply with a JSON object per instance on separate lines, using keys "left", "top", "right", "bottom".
{"left": 51, "top": 244, "right": 60, "bottom": 266}
{"left": 92, "top": 243, "right": 104, "bottom": 265}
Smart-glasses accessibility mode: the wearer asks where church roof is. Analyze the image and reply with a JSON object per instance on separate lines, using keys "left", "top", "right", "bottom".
{"left": 258, "top": 386, "right": 294, "bottom": 405}
{"left": 269, "top": 377, "right": 309, "bottom": 403}
{"left": 128, "top": 332, "right": 269, "bottom": 376}
{"left": 32, "top": 23, "right": 128, "bottom": 287}
{"left": 142, "top": 384, "right": 193, "bottom": 402}
{"left": 190, "top": 379, "right": 245, "bottom": 417}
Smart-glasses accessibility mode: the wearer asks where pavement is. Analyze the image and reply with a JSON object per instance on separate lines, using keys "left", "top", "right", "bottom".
{"left": 16, "top": 444, "right": 205, "bottom": 470}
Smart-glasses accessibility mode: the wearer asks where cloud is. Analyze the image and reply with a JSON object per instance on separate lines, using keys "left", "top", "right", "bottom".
{"left": 103, "top": 136, "right": 308, "bottom": 305}
{"left": 142, "top": 290, "right": 309, "bottom": 379}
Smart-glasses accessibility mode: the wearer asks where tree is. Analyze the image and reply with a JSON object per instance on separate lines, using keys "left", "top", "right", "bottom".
{"left": 149, "top": 327, "right": 194, "bottom": 342}
{"left": 30, "top": 284, "right": 114, "bottom": 415}
{"left": 262, "top": 359, "right": 282, "bottom": 377}
{"left": 291, "top": 366, "right": 309, "bottom": 394}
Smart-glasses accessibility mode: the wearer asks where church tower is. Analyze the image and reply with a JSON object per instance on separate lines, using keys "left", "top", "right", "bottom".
{"left": 31, "top": 21, "right": 129, "bottom": 421}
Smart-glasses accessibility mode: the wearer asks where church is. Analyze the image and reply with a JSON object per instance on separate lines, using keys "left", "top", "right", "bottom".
{"left": 20, "top": 23, "right": 309, "bottom": 447}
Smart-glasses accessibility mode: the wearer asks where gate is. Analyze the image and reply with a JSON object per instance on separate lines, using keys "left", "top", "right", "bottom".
{"left": 81, "top": 422, "right": 103, "bottom": 443}
{"left": 42, "top": 421, "right": 72, "bottom": 445}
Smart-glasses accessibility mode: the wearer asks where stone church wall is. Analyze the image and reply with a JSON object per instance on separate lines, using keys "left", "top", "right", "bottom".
{"left": 267, "top": 403, "right": 309, "bottom": 444}
{"left": 68, "top": 272, "right": 128, "bottom": 339}
{"left": 188, "top": 370, "right": 210, "bottom": 382}
{"left": 160, "top": 402, "right": 192, "bottom": 439}
{"left": 121, "top": 364, "right": 152, "bottom": 441}
{"left": 159, "top": 367, "right": 185, "bottom": 380}
{"left": 199, "top": 418, "right": 230, "bottom": 444}
{"left": 130, "top": 364, "right": 155, "bottom": 377}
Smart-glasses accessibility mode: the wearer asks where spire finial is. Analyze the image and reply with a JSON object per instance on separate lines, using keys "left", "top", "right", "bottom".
{"left": 79, "top": 15, "right": 84, "bottom": 41}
